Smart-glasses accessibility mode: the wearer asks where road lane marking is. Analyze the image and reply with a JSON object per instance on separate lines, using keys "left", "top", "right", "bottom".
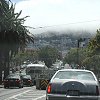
{"left": 5, "top": 90, "right": 31, "bottom": 100}
{"left": 32, "top": 94, "right": 46, "bottom": 100}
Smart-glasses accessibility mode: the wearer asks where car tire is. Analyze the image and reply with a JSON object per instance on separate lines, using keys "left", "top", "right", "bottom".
{"left": 30, "top": 84, "right": 32, "bottom": 87}
{"left": 4, "top": 86, "right": 6, "bottom": 88}
{"left": 21, "top": 85, "right": 23, "bottom": 88}
{"left": 4, "top": 86, "right": 9, "bottom": 89}
{"left": 19, "top": 85, "right": 23, "bottom": 88}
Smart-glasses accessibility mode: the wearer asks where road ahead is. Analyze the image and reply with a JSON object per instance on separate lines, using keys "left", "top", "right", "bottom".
{"left": 0, "top": 86, "right": 46, "bottom": 100}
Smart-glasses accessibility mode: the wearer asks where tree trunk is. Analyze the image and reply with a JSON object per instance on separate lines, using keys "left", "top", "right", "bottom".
{"left": 4, "top": 61, "right": 9, "bottom": 79}
{"left": 0, "top": 66, "right": 2, "bottom": 84}
{"left": 0, "top": 46, "right": 4, "bottom": 84}
{"left": 4, "top": 49, "right": 10, "bottom": 79}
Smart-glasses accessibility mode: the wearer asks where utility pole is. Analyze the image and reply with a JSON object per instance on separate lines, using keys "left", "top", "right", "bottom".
{"left": 77, "top": 38, "right": 86, "bottom": 69}
{"left": 77, "top": 39, "right": 80, "bottom": 68}
{"left": 77, "top": 38, "right": 84, "bottom": 68}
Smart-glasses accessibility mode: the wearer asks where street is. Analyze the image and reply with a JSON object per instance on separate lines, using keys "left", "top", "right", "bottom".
{"left": 0, "top": 86, "right": 46, "bottom": 100}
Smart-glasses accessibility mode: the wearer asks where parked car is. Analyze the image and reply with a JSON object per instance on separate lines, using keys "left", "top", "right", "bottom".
{"left": 21, "top": 75, "right": 33, "bottom": 86}
{"left": 4, "top": 74, "right": 23, "bottom": 88}
{"left": 46, "top": 69, "right": 100, "bottom": 100}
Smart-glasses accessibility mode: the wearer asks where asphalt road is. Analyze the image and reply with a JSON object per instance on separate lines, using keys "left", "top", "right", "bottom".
{"left": 0, "top": 86, "right": 46, "bottom": 100}
{"left": 1, "top": 85, "right": 100, "bottom": 100}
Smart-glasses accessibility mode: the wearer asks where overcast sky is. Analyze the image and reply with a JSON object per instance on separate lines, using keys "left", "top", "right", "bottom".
{"left": 11, "top": 0, "right": 100, "bottom": 33}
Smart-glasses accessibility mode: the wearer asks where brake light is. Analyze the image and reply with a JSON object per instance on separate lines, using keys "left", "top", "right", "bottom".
{"left": 96, "top": 86, "right": 99, "bottom": 96}
{"left": 16, "top": 79, "right": 20, "bottom": 83}
{"left": 4, "top": 80, "right": 8, "bottom": 82}
{"left": 47, "top": 84, "right": 51, "bottom": 93}
{"left": 28, "top": 80, "right": 32, "bottom": 82}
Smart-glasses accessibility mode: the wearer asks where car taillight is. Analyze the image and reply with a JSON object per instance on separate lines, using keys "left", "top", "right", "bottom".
{"left": 4, "top": 80, "right": 8, "bottom": 82}
{"left": 96, "top": 86, "right": 99, "bottom": 96}
{"left": 28, "top": 80, "right": 32, "bottom": 82}
{"left": 16, "top": 79, "right": 20, "bottom": 83}
{"left": 47, "top": 84, "right": 51, "bottom": 93}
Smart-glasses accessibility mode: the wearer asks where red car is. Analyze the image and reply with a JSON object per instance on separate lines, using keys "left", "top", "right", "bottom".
{"left": 4, "top": 74, "right": 23, "bottom": 88}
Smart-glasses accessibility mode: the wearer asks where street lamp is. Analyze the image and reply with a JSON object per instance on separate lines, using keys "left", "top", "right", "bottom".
{"left": 77, "top": 39, "right": 80, "bottom": 68}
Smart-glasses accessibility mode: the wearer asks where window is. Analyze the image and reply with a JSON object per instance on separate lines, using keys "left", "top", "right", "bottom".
{"left": 54, "top": 71, "right": 95, "bottom": 81}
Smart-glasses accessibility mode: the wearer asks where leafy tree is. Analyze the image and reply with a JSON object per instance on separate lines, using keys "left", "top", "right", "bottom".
{"left": 63, "top": 48, "right": 78, "bottom": 65}
{"left": 38, "top": 46, "right": 60, "bottom": 68}
{"left": 63, "top": 48, "right": 88, "bottom": 68}
{"left": 0, "top": 0, "right": 34, "bottom": 82}
{"left": 88, "top": 29, "right": 100, "bottom": 55}
{"left": 12, "top": 49, "right": 38, "bottom": 66}
{"left": 82, "top": 29, "right": 100, "bottom": 73}
{"left": 82, "top": 55, "right": 100, "bottom": 76}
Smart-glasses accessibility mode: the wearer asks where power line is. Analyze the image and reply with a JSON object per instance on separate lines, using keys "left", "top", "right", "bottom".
{"left": 26, "top": 19, "right": 100, "bottom": 29}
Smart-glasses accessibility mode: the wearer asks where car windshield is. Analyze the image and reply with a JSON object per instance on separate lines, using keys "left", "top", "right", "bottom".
{"left": 54, "top": 71, "right": 95, "bottom": 81}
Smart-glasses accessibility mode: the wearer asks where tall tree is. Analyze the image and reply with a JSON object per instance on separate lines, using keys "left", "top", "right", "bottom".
{"left": 88, "top": 29, "right": 100, "bottom": 55}
{"left": 38, "top": 46, "right": 60, "bottom": 68}
{"left": 0, "top": 0, "right": 34, "bottom": 83}
{"left": 82, "top": 29, "right": 100, "bottom": 73}
{"left": 63, "top": 48, "right": 88, "bottom": 68}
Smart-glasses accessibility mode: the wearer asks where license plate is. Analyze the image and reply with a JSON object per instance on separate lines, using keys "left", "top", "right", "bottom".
{"left": 67, "top": 90, "right": 79, "bottom": 96}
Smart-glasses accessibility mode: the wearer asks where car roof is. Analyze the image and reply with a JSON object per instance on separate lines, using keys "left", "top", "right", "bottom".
{"left": 21, "top": 75, "right": 31, "bottom": 77}
{"left": 6, "top": 74, "right": 21, "bottom": 78}
{"left": 27, "top": 64, "right": 45, "bottom": 67}
{"left": 8, "top": 73, "right": 20, "bottom": 76}
{"left": 57, "top": 69, "right": 93, "bottom": 73}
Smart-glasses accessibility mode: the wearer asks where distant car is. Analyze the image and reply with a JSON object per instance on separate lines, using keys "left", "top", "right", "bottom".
{"left": 4, "top": 74, "right": 23, "bottom": 88}
{"left": 21, "top": 75, "right": 33, "bottom": 86}
{"left": 46, "top": 69, "right": 100, "bottom": 100}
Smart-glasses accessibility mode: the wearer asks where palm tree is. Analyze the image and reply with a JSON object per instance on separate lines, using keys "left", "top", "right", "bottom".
{"left": 0, "top": 0, "right": 34, "bottom": 83}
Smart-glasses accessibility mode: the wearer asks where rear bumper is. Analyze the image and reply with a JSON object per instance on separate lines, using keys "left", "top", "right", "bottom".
{"left": 23, "top": 81, "right": 32, "bottom": 86}
{"left": 47, "top": 94, "right": 100, "bottom": 100}
{"left": 4, "top": 82, "right": 21, "bottom": 87}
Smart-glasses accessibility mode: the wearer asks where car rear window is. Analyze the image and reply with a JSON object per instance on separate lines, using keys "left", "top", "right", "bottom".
{"left": 22, "top": 75, "right": 31, "bottom": 79}
{"left": 53, "top": 71, "right": 95, "bottom": 81}
{"left": 7, "top": 74, "right": 20, "bottom": 79}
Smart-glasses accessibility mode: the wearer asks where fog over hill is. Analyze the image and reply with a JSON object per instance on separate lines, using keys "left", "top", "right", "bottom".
{"left": 33, "top": 29, "right": 96, "bottom": 39}
{"left": 30, "top": 21, "right": 99, "bottom": 38}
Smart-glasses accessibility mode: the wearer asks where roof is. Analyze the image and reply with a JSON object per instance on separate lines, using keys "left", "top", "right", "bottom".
{"left": 57, "top": 69, "right": 92, "bottom": 73}
{"left": 27, "top": 63, "right": 46, "bottom": 68}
